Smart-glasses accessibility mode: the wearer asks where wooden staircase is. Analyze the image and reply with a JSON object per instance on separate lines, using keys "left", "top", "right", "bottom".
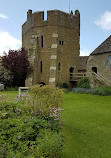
{"left": 69, "top": 72, "right": 111, "bottom": 87}
{"left": 93, "top": 72, "right": 111, "bottom": 87}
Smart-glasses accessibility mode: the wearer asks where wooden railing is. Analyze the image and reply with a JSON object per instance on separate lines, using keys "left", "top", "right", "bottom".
{"left": 69, "top": 73, "right": 86, "bottom": 81}
{"left": 93, "top": 72, "right": 111, "bottom": 87}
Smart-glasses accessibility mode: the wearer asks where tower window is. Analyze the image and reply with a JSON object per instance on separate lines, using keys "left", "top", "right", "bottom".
{"left": 41, "top": 35, "right": 44, "bottom": 48}
{"left": 58, "top": 62, "right": 61, "bottom": 71}
{"left": 59, "top": 40, "right": 64, "bottom": 45}
{"left": 40, "top": 61, "right": 42, "bottom": 73}
{"left": 37, "top": 37, "right": 39, "bottom": 46}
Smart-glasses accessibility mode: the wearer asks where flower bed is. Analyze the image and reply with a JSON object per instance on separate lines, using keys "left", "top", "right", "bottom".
{"left": 73, "top": 87, "right": 111, "bottom": 96}
{"left": 0, "top": 85, "right": 64, "bottom": 157}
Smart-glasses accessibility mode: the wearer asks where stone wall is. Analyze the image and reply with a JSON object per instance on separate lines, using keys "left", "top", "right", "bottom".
{"left": 87, "top": 52, "right": 111, "bottom": 87}
{"left": 22, "top": 9, "right": 80, "bottom": 87}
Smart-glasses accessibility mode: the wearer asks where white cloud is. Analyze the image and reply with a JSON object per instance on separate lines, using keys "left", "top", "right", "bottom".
{"left": 80, "top": 49, "right": 91, "bottom": 56}
{"left": 0, "top": 31, "right": 22, "bottom": 56}
{"left": 0, "top": 13, "right": 8, "bottom": 19}
{"left": 95, "top": 11, "right": 111, "bottom": 30}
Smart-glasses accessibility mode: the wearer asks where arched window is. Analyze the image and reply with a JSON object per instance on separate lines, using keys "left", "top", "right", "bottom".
{"left": 92, "top": 67, "right": 97, "bottom": 73}
{"left": 69, "top": 67, "right": 74, "bottom": 73}
{"left": 40, "top": 61, "right": 42, "bottom": 73}
{"left": 58, "top": 62, "right": 61, "bottom": 71}
{"left": 69, "top": 67, "right": 74, "bottom": 80}
{"left": 41, "top": 35, "right": 43, "bottom": 48}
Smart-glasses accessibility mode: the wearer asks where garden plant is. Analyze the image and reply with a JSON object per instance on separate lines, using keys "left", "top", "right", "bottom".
{"left": 0, "top": 85, "right": 64, "bottom": 158}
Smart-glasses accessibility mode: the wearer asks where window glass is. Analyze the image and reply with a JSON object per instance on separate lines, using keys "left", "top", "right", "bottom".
{"left": 108, "top": 55, "right": 111, "bottom": 60}
{"left": 105, "top": 60, "right": 110, "bottom": 67}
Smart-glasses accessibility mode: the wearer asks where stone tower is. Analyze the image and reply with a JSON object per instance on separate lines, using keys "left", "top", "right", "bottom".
{"left": 22, "top": 9, "right": 80, "bottom": 87}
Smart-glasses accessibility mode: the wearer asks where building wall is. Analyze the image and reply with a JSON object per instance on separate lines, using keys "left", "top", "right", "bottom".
{"left": 22, "top": 9, "right": 80, "bottom": 87}
{"left": 87, "top": 52, "right": 111, "bottom": 87}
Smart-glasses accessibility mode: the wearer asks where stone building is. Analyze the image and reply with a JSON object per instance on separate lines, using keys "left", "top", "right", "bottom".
{"left": 78, "top": 56, "right": 88, "bottom": 73}
{"left": 22, "top": 9, "right": 80, "bottom": 87}
{"left": 87, "top": 35, "right": 111, "bottom": 87}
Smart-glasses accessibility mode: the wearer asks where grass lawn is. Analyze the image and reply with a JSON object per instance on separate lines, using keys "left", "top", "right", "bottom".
{"left": 61, "top": 92, "right": 111, "bottom": 158}
{"left": 0, "top": 90, "right": 18, "bottom": 98}
{"left": 1, "top": 91, "right": 111, "bottom": 158}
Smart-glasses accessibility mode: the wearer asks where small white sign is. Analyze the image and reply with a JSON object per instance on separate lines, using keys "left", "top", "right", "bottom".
{"left": 49, "top": 78, "right": 56, "bottom": 83}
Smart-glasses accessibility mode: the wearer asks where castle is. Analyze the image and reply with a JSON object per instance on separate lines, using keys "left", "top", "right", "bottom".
{"left": 22, "top": 9, "right": 81, "bottom": 87}
{"left": 22, "top": 9, "right": 111, "bottom": 88}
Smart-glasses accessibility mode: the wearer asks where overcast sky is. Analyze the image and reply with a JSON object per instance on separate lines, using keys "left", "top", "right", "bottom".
{"left": 0, "top": 0, "right": 111, "bottom": 56}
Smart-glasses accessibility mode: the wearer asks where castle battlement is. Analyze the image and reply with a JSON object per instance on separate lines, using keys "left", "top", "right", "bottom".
{"left": 22, "top": 9, "right": 80, "bottom": 35}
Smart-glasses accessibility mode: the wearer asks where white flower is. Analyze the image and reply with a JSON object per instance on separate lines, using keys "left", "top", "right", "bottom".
{"left": 18, "top": 135, "right": 21, "bottom": 139}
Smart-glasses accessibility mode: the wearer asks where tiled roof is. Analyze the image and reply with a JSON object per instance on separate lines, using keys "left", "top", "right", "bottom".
{"left": 91, "top": 35, "right": 111, "bottom": 55}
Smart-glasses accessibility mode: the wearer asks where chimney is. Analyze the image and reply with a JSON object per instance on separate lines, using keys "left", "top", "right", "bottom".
{"left": 27, "top": 9, "right": 32, "bottom": 20}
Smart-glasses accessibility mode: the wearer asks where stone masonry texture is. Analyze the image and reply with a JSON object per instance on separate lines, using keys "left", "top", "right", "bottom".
{"left": 22, "top": 9, "right": 80, "bottom": 87}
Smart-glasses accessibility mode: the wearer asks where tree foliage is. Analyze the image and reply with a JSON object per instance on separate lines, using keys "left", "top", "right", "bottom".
{"left": 0, "top": 57, "right": 12, "bottom": 87}
{"left": 2, "top": 48, "right": 32, "bottom": 87}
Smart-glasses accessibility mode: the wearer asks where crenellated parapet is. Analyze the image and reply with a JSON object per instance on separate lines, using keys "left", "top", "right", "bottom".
{"left": 22, "top": 9, "right": 80, "bottom": 35}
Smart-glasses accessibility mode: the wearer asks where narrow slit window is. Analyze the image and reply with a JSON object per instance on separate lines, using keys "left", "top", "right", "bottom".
{"left": 40, "top": 61, "right": 42, "bottom": 73}
{"left": 59, "top": 40, "right": 64, "bottom": 45}
{"left": 58, "top": 62, "right": 61, "bottom": 71}
{"left": 41, "top": 35, "right": 44, "bottom": 48}
{"left": 37, "top": 37, "right": 39, "bottom": 46}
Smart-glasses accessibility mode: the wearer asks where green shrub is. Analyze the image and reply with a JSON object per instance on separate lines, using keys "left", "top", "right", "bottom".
{"left": 29, "top": 85, "right": 64, "bottom": 119}
{"left": 56, "top": 82, "right": 63, "bottom": 88}
{"left": 63, "top": 82, "right": 68, "bottom": 89}
{"left": 56, "top": 82, "right": 69, "bottom": 89}
{"left": 0, "top": 90, "right": 64, "bottom": 157}
{"left": 0, "top": 110, "right": 64, "bottom": 157}
{"left": 0, "top": 115, "right": 47, "bottom": 157}
{"left": 77, "top": 77, "right": 90, "bottom": 89}
{"left": 38, "top": 130, "right": 64, "bottom": 158}
{"left": 62, "top": 88, "right": 69, "bottom": 93}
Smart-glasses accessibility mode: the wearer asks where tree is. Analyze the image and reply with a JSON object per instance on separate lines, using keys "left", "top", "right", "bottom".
{"left": 0, "top": 57, "right": 12, "bottom": 87}
{"left": 2, "top": 48, "right": 32, "bottom": 87}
